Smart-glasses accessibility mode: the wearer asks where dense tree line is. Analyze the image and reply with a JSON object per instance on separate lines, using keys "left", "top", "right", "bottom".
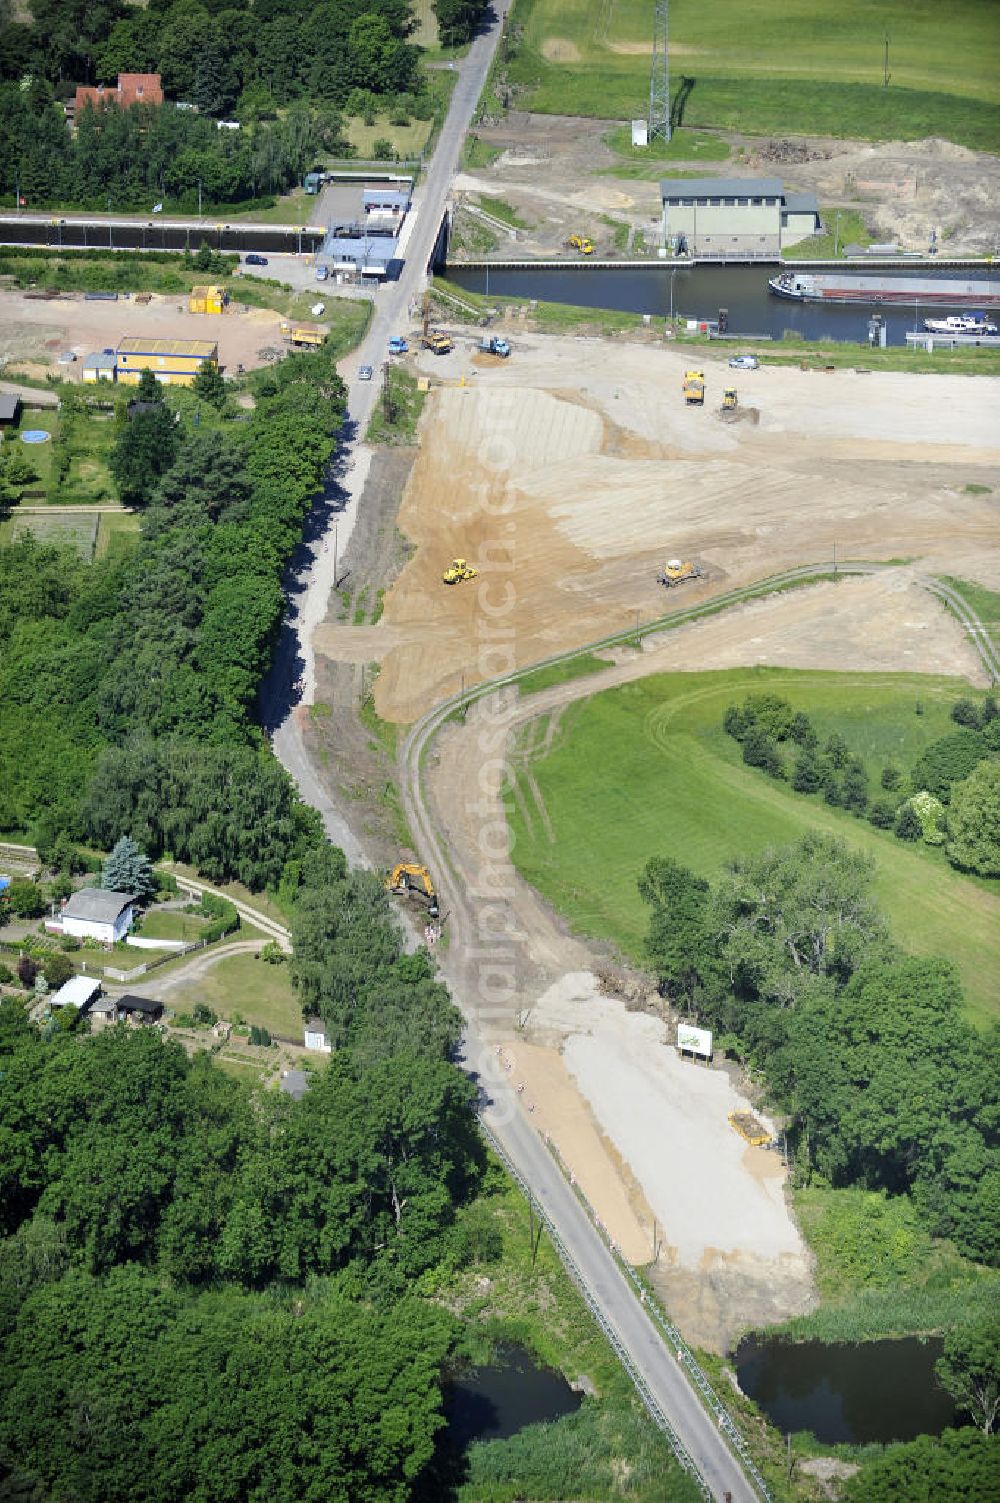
{"left": 843, "top": 1428, "right": 1000, "bottom": 1503}
{"left": 0, "top": 340, "right": 346, "bottom": 890}
{"left": 0, "top": 843, "right": 484, "bottom": 1500}
{"left": 640, "top": 834, "right": 1000, "bottom": 1264}
{"left": 723, "top": 691, "right": 1000, "bottom": 874}
{"left": 0, "top": 81, "right": 330, "bottom": 211}
{"left": 0, "top": 0, "right": 420, "bottom": 111}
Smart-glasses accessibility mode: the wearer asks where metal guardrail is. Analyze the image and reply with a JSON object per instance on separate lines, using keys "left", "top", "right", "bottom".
{"left": 479, "top": 1115, "right": 716, "bottom": 1501}
{"left": 535, "top": 1122, "right": 772, "bottom": 1502}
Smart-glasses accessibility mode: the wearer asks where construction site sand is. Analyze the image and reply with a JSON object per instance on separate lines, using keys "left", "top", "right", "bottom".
{"left": 373, "top": 336, "right": 1000, "bottom": 721}
{"left": 0, "top": 289, "right": 285, "bottom": 372}
{"left": 494, "top": 1037, "right": 651, "bottom": 1264}
{"left": 526, "top": 973, "right": 814, "bottom": 1332}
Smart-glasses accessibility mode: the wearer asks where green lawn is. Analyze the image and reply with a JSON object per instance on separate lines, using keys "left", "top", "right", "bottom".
{"left": 1, "top": 510, "right": 99, "bottom": 558}
{"left": 168, "top": 951, "right": 303, "bottom": 1039}
{"left": 345, "top": 114, "right": 434, "bottom": 159}
{"left": 502, "top": 0, "right": 1000, "bottom": 150}
{"left": 782, "top": 207, "right": 872, "bottom": 260}
{"left": 508, "top": 668, "right": 1000, "bottom": 1025}
{"left": 139, "top": 909, "right": 216, "bottom": 944}
{"left": 94, "top": 510, "right": 140, "bottom": 561}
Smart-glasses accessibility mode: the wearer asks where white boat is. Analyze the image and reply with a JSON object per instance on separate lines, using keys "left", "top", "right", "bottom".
{"left": 923, "top": 315, "right": 998, "bottom": 335}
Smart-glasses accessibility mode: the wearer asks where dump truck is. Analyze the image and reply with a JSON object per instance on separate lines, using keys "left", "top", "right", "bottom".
{"left": 657, "top": 558, "right": 703, "bottom": 589}
{"left": 442, "top": 558, "right": 478, "bottom": 585}
{"left": 728, "top": 1111, "right": 771, "bottom": 1147}
{"left": 478, "top": 335, "right": 511, "bottom": 357}
{"left": 683, "top": 369, "right": 705, "bottom": 405}
{"left": 280, "top": 321, "right": 326, "bottom": 348}
{"left": 422, "top": 330, "right": 454, "bottom": 354}
{"left": 567, "top": 234, "right": 595, "bottom": 255}
{"left": 386, "top": 863, "right": 439, "bottom": 918}
{"left": 722, "top": 386, "right": 738, "bottom": 411}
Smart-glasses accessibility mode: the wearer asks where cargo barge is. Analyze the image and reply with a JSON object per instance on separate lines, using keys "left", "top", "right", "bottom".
{"left": 768, "top": 271, "right": 1000, "bottom": 306}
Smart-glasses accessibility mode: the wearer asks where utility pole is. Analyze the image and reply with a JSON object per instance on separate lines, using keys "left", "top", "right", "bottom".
{"left": 648, "top": 0, "right": 671, "bottom": 142}
{"left": 198, "top": 179, "right": 202, "bottom": 217}
{"left": 882, "top": 33, "right": 891, "bottom": 88}
{"left": 332, "top": 521, "right": 338, "bottom": 588}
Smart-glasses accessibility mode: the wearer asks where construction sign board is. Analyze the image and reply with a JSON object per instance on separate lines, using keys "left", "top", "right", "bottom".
{"left": 677, "top": 1023, "right": 713, "bottom": 1059}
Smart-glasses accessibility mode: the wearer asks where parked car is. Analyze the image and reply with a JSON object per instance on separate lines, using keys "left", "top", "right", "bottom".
{"left": 57, "top": 351, "right": 76, "bottom": 364}
{"left": 388, "top": 336, "right": 408, "bottom": 354}
{"left": 245, "top": 253, "right": 268, "bottom": 266}
{"left": 728, "top": 354, "right": 759, "bottom": 370}
{"left": 358, "top": 365, "right": 373, "bottom": 381}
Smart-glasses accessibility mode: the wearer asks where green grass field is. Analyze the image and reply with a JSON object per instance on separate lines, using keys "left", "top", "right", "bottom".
{"left": 168, "top": 950, "right": 303, "bottom": 1039}
{"left": 508, "top": 668, "right": 1000, "bottom": 1025}
{"left": 139, "top": 909, "right": 216, "bottom": 944}
{"left": 1, "top": 510, "right": 99, "bottom": 558}
{"left": 503, "top": 0, "right": 1000, "bottom": 150}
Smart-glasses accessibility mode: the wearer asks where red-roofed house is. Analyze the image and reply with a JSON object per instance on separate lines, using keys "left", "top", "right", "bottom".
{"left": 71, "top": 73, "right": 163, "bottom": 122}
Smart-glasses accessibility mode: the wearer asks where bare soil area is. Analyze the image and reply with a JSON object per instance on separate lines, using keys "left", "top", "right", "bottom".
{"left": 525, "top": 973, "right": 815, "bottom": 1350}
{"left": 456, "top": 112, "right": 1000, "bottom": 258}
{"left": 372, "top": 334, "right": 999, "bottom": 721}
{"left": 0, "top": 289, "right": 287, "bottom": 374}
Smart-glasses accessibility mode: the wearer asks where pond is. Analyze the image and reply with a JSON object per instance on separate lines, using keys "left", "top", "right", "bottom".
{"left": 734, "top": 1335, "right": 961, "bottom": 1444}
{"left": 445, "top": 1341, "right": 582, "bottom": 1450}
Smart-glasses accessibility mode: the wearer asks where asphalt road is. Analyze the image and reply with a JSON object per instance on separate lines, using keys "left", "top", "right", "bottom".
{"left": 262, "top": 14, "right": 761, "bottom": 1499}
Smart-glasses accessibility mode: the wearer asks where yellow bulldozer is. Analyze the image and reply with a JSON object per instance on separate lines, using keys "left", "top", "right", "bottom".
{"left": 442, "top": 558, "right": 478, "bottom": 585}
{"left": 386, "top": 862, "right": 440, "bottom": 918}
{"left": 657, "top": 558, "right": 703, "bottom": 589}
{"left": 567, "top": 233, "right": 595, "bottom": 255}
{"left": 722, "top": 386, "right": 738, "bottom": 411}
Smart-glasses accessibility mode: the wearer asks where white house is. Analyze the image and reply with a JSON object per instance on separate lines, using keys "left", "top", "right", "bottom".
{"left": 304, "top": 1018, "right": 331, "bottom": 1053}
{"left": 60, "top": 889, "right": 138, "bottom": 945}
{"left": 50, "top": 974, "right": 102, "bottom": 1011}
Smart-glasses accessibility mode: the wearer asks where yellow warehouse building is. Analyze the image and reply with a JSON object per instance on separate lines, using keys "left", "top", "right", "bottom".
{"left": 116, "top": 337, "right": 219, "bottom": 387}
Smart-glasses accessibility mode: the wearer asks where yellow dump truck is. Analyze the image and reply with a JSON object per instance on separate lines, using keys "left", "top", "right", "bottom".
{"left": 422, "top": 330, "right": 454, "bottom": 354}
{"left": 683, "top": 369, "right": 705, "bottom": 405}
{"left": 280, "top": 322, "right": 326, "bottom": 348}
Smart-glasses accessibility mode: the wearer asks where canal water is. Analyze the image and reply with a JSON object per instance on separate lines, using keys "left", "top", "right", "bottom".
{"left": 447, "top": 262, "right": 1000, "bottom": 348}
{"left": 445, "top": 1342, "right": 582, "bottom": 1449}
{"left": 734, "top": 1335, "right": 961, "bottom": 1444}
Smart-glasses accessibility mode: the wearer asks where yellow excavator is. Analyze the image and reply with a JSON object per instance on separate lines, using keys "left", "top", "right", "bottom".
{"left": 567, "top": 233, "right": 595, "bottom": 255}
{"left": 386, "top": 863, "right": 440, "bottom": 918}
{"left": 657, "top": 558, "right": 703, "bottom": 589}
{"left": 442, "top": 558, "right": 478, "bottom": 585}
